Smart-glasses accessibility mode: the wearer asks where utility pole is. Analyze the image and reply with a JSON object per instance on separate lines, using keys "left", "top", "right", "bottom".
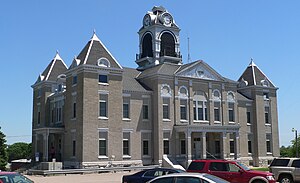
{"left": 292, "top": 128, "right": 298, "bottom": 158}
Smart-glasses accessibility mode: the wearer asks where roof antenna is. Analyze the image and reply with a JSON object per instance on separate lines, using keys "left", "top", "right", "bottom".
{"left": 187, "top": 36, "right": 191, "bottom": 63}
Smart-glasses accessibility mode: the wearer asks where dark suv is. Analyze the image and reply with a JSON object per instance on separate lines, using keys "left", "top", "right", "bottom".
{"left": 187, "top": 159, "right": 276, "bottom": 183}
{"left": 269, "top": 158, "right": 300, "bottom": 183}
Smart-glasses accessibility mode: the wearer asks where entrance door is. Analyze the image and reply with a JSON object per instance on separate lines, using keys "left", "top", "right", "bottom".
{"left": 193, "top": 138, "right": 201, "bottom": 159}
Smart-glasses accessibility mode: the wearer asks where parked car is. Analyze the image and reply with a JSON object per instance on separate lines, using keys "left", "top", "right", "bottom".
{"left": 0, "top": 171, "right": 34, "bottom": 183}
{"left": 122, "top": 167, "right": 185, "bottom": 183}
{"left": 147, "top": 172, "right": 230, "bottom": 183}
{"left": 187, "top": 159, "right": 275, "bottom": 183}
{"left": 269, "top": 157, "right": 300, "bottom": 183}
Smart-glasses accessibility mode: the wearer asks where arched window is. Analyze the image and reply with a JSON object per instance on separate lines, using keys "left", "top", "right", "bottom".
{"left": 179, "top": 86, "right": 188, "bottom": 121}
{"left": 141, "top": 33, "right": 153, "bottom": 58}
{"left": 212, "top": 89, "right": 221, "bottom": 122}
{"left": 227, "top": 91, "right": 235, "bottom": 122}
{"left": 193, "top": 91, "right": 209, "bottom": 121}
{"left": 160, "top": 32, "right": 175, "bottom": 57}
{"left": 97, "top": 57, "right": 110, "bottom": 67}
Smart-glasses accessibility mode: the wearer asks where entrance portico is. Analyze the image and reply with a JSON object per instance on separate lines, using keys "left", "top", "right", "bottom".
{"left": 175, "top": 125, "right": 240, "bottom": 165}
{"left": 33, "top": 128, "right": 64, "bottom": 162}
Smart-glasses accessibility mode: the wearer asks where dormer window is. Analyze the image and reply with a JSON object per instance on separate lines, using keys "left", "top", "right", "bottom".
{"left": 97, "top": 58, "right": 110, "bottom": 67}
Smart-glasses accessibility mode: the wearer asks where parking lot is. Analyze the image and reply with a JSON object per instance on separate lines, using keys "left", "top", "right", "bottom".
{"left": 26, "top": 171, "right": 136, "bottom": 183}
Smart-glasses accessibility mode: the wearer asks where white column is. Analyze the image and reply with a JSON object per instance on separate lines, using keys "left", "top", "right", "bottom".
{"left": 234, "top": 132, "right": 240, "bottom": 159}
{"left": 185, "top": 130, "right": 192, "bottom": 166}
{"left": 43, "top": 130, "right": 49, "bottom": 161}
{"left": 201, "top": 132, "right": 207, "bottom": 159}
{"left": 221, "top": 132, "right": 228, "bottom": 159}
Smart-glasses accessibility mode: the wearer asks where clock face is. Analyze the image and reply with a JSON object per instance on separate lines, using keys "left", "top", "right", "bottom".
{"left": 143, "top": 15, "right": 151, "bottom": 27}
{"left": 161, "top": 13, "right": 173, "bottom": 26}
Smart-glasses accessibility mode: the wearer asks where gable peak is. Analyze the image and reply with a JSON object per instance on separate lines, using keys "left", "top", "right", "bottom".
{"left": 53, "top": 50, "right": 63, "bottom": 61}
{"left": 249, "top": 58, "right": 257, "bottom": 67}
{"left": 90, "top": 30, "right": 100, "bottom": 42}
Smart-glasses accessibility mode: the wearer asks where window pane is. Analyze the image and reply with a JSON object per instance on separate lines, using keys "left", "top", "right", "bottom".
{"left": 180, "top": 140, "right": 186, "bottom": 154}
{"left": 143, "top": 140, "right": 149, "bottom": 155}
{"left": 248, "top": 141, "right": 252, "bottom": 153}
{"left": 99, "top": 75, "right": 108, "bottom": 83}
{"left": 163, "top": 105, "right": 169, "bottom": 119}
{"left": 100, "top": 101, "right": 107, "bottom": 117}
{"left": 230, "top": 141, "right": 234, "bottom": 153}
{"left": 163, "top": 140, "right": 169, "bottom": 154}
{"left": 143, "top": 105, "right": 149, "bottom": 119}
{"left": 99, "top": 140, "right": 106, "bottom": 156}
{"left": 123, "top": 140, "right": 129, "bottom": 155}
{"left": 123, "top": 103, "right": 129, "bottom": 118}
{"left": 214, "top": 108, "right": 220, "bottom": 121}
{"left": 72, "top": 141, "right": 76, "bottom": 156}
{"left": 180, "top": 106, "right": 186, "bottom": 120}
{"left": 247, "top": 111, "right": 251, "bottom": 123}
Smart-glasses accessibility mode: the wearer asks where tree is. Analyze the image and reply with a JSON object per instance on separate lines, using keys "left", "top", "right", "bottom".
{"left": 290, "top": 136, "right": 300, "bottom": 157}
{"left": 6, "top": 142, "right": 32, "bottom": 162}
{"left": 280, "top": 145, "right": 292, "bottom": 157}
{"left": 0, "top": 128, "right": 8, "bottom": 170}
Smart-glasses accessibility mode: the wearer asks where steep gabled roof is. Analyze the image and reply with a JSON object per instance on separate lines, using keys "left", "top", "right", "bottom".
{"left": 35, "top": 52, "right": 68, "bottom": 84}
{"left": 74, "top": 32, "right": 122, "bottom": 69}
{"left": 238, "top": 60, "right": 275, "bottom": 88}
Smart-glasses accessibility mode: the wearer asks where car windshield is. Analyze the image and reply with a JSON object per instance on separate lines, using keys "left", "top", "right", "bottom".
{"left": 0, "top": 173, "right": 33, "bottom": 183}
{"left": 236, "top": 162, "right": 251, "bottom": 171}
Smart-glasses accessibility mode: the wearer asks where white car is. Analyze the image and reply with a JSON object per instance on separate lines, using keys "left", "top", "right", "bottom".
{"left": 147, "top": 172, "right": 230, "bottom": 183}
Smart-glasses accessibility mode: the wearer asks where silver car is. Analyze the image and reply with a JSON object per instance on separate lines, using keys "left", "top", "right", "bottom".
{"left": 147, "top": 172, "right": 230, "bottom": 183}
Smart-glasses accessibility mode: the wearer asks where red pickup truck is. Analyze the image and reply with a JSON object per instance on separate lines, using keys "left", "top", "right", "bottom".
{"left": 187, "top": 159, "right": 275, "bottom": 183}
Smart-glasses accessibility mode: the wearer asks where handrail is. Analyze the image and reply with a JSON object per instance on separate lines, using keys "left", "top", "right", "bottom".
{"left": 28, "top": 165, "right": 159, "bottom": 176}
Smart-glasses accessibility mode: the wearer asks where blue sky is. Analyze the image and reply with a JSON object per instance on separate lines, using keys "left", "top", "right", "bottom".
{"left": 0, "top": 1, "right": 299, "bottom": 146}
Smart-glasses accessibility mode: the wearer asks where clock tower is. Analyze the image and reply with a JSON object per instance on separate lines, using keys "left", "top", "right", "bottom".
{"left": 136, "top": 6, "right": 182, "bottom": 70}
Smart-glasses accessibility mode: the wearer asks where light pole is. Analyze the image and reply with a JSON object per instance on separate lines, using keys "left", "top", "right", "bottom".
{"left": 292, "top": 128, "right": 298, "bottom": 158}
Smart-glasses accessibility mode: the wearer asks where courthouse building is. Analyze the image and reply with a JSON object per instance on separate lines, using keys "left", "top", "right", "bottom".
{"left": 31, "top": 6, "right": 279, "bottom": 168}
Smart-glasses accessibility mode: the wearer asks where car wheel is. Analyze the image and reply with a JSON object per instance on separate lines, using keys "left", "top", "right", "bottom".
{"left": 279, "top": 175, "right": 294, "bottom": 183}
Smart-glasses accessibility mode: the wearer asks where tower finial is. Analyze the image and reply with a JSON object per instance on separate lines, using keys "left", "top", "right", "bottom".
{"left": 249, "top": 57, "right": 256, "bottom": 67}
{"left": 93, "top": 29, "right": 96, "bottom": 34}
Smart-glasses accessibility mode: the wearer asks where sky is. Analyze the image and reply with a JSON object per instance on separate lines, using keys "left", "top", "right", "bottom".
{"left": 0, "top": 1, "right": 299, "bottom": 146}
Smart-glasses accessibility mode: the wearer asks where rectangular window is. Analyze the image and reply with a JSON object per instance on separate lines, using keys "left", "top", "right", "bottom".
{"left": 248, "top": 140, "right": 252, "bottom": 153}
{"left": 163, "top": 132, "right": 170, "bottom": 155}
{"left": 180, "top": 140, "right": 186, "bottom": 154}
{"left": 37, "top": 105, "right": 41, "bottom": 125}
{"left": 99, "top": 74, "right": 108, "bottom": 83}
{"left": 230, "top": 140, "right": 234, "bottom": 154}
{"left": 142, "top": 105, "right": 149, "bottom": 120}
{"left": 99, "top": 94, "right": 108, "bottom": 117}
{"left": 194, "top": 101, "right": 208, "bottom": 121}
{"left": 214, "top": 102, "right": 220, "bottom": 121}
{"left": 123, "top": 97, "right": 130, "bottom": 119}
{"left": 72, "top": 75, "right": 77, "bottom": 85}
{"left": 228, "top": 103, "right": 235, "bottom": 122}
{"left": 123, "top": 132, "right": 130, "bottom": 156}
{"left": 143, "top": 140, "right": 149, "bottom": 155}
{"left": 265, "top": 107, "right": 270, "bottom": 124}
{"left": 180, "top": 99, "right": 187, "bottom": 120}
{"left": 247, "top": 111, "right": 251, "bottom": 124}
{"left": 163, "top": 140, "right": 170, "bottom": 155}
{"left": 99, "top": 131, "right": 107, "bottom": 156}
{"left": 163, "top": 98, "right": 169, "bottom": 119}
{"left": 72, "top": 140, "right": 76, "bottom": 156}
{"left": 73, "top": 102, "right": 76, "bottom": 119}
